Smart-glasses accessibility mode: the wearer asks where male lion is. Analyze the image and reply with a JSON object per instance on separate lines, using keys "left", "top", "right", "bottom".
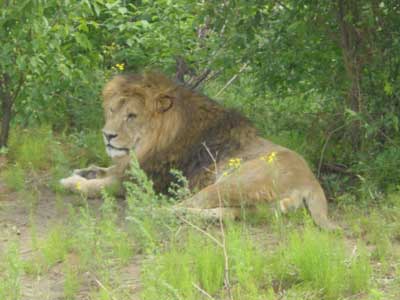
{"left": 60, "top": 72, "right": 337, "bottom": 230}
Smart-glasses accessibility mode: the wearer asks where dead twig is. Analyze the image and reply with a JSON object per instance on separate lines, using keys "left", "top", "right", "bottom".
{"left": 189, "top": 68, "right": 212, "bottom": 90}
{"left": 317, "top": 124, "right": 346, "bottom": 178}
{"left": 192, "top": 282, "right": 216, "bottom": 300}
{"left": 215, "top": 63, "right": 248, "bottom": 98}
{"left": 89, "top": 272, "right": 118, "bottom": 300}
{"left": 176, "top": 214, "right": 223, "bottom": 248}
{"left": 202, "top": 142, "right": 234, "bottom": 300}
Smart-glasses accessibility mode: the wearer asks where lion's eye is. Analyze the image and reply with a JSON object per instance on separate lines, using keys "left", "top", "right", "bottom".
{"left": 127, "top": 113, "right": 137, "bottom": 120}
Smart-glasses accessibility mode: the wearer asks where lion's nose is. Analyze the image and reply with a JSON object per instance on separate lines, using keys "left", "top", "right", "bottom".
{"left": 103, "top": 131, "right": 118, "bottom": 142}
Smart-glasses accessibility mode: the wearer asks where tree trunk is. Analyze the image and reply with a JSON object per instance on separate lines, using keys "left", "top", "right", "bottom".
{"left": 0, "top": 73, "right": 21, "bottom": 148}
{"left": 337, "top": 0, "right": 364, "bottom": 150}
{"left": 0, "top": 96, "right": 12, "bottom": 148}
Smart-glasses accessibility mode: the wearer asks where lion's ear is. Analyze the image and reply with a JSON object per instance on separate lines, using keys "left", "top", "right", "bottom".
{"left": 156, "top": 94, "right": 174, "bottom": 113}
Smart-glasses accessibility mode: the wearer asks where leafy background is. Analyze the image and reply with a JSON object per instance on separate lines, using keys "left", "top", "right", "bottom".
{"left": 1, "top": 0, "right": 400, "bottom": 199}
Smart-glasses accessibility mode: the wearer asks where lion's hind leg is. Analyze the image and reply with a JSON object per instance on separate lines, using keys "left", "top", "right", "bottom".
{"left": 278, "top": 187, "right": 339, "bottom": 231}
{"left": 279, "top": 196, "right": 304, "bottom": 214}
{"left": 302, "top": 188, "right": 340, "bottom": 231}
{"left": 178, "top": 159, "right": 279, "bottom": 209}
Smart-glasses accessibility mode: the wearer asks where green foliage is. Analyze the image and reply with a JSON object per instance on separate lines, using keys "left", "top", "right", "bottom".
{"left": 358, "top": 145, "right": 400, "bottom": 193}
{"left": 168, "top": 169, "right": 191, "bottom": 201}
{"left": 125, "top": 155, "right": 158, "bottom": 206}
{"left": 125, "top": 155, "right": 179, "bottom": 252}
{"left": 1, "top": 0, "right": 399, "bottom": 198}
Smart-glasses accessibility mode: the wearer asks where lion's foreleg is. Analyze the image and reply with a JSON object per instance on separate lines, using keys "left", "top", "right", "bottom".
{"left": 60, "top": 175, "right": 121, "bottom": 198}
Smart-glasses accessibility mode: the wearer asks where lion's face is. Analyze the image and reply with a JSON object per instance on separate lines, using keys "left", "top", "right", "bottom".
{"left": 102, "top": 94, "right": 149, "bottom": 158}
{"left": 101, "top": 75, "right": 176, "bottom": 159}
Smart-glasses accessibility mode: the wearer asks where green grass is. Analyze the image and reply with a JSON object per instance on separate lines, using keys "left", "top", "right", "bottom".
{"left": 141, "top": 230, "right": 225, "bottom": 300}
{"left": 0, "top": 243, "right": 23, "bottom": 300}
{"left": 3, "top": 126, "right": 70, "bottom": 193}
{"left": 40, "top": 226, "right": 71, "bottom": 269}
{"left": 140, "top": 219, "right": 372, "bottom": 300}
{"left": 227, "top": 226, "right": 271, "bottom": 299}
{"left": 1, "top": 163, "right": 26, "bottom": 191}
{"left": 24, "top": 224, "right": 71, "bottom": 275}
{"left": 8, "top": 126, "right": 54, "bottom": 170}
{"left": 63, "top": 260, "right": 80, "bottom": 300}
{"left": 270, "top": 223, "right": 371, "bottom": 299}
{"left": 70, "top": 194, "right": 135, "bottom": 269}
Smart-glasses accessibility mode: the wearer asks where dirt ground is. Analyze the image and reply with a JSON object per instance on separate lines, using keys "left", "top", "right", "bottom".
{"left": 0, "top": 180, "right": 141, "bottom": 300}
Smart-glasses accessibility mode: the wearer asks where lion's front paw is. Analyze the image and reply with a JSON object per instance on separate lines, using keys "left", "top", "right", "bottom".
{"left": 72, "top": 166, "right": 102, "bottom": 179}
{"left": 60, "top": 174, "right": 88, "bottom": 194}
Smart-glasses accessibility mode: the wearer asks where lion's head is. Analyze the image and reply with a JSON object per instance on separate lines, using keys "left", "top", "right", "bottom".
{"left": 101, "top": 73, "right": 185, "bottom": 161}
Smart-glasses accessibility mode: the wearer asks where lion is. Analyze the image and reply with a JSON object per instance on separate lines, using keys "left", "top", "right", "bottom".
{"left": 60, "top": 72, "right": 338, "bottom": 230}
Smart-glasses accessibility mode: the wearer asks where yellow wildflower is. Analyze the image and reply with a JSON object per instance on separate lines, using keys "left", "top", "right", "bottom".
{"left": 228, "top": 158, "right": 242, "bottom": 169}
{"left": 260, "top": 151, "right": 278, "bottom": 164}
{"left": 267, "top": 151, "right": 277, "bottom": 163}
{"left": 76, "top": 182, "right": 82, "bottom": 191}
{"left": 115, "top": 63, "right": 125, "bottom": 71}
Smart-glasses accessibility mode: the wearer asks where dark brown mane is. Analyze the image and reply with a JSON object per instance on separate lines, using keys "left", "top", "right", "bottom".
{"left": 128, "top": 72, "right": 257, "bottom": 193}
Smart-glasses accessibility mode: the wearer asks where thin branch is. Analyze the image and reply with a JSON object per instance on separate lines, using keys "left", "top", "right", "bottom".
{"left": 11, "top": 73, "right": 25, "bottom": 104}
{"left": 215, "top": 62, "right": 249, "bottom": 98}
{"left": 189, "top": 68, "right": 212, "bottom": 90}
{"left": 205, "top": 69, "right": 223, "bottom": 83}
{"left": 202, "top": 142, "right": 233, "bottom": 300}
{"left": 317, "top": 124, "right": 345, "bottom": 178}
{"left": 89, "top": 272, "right": 118, "bottom": 300}
{"left": 321, "top": 163, "right": 354, "bottom": 176}
{"left": 176, "top": 214, "right": 223, "bottom": 248}
{"left": 192, "top": 282, "right": 216, "bottom": 300}
{"left": 275, "top": 0, "right": 291, "bottom": 11}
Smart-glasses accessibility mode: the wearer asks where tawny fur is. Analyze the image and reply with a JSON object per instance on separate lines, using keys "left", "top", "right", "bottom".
{"left": 60, "top": 72, "right": 338, "bottom": 230}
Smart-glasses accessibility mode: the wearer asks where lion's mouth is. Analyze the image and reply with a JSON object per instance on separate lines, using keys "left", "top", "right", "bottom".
{"left": 105, "top": 138, "right": 141, "bottom": 158}
{"left": 106, "top": 144, "right": 129, "bottom": 154}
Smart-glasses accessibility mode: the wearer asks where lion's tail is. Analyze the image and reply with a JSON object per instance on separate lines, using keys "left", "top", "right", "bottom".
{"left": 302, "top": 185, "right": 339, "bottom": 231}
